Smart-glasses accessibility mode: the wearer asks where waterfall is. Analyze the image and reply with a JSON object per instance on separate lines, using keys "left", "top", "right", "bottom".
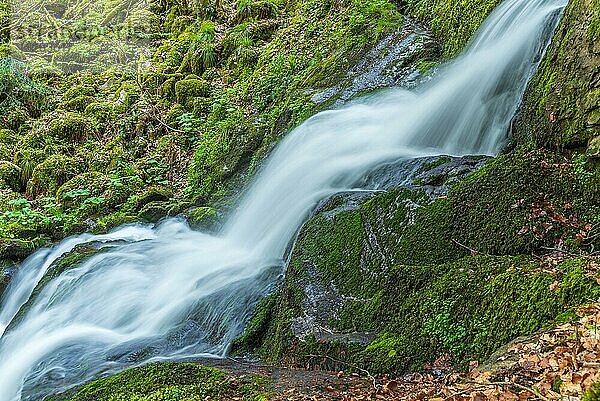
{"left": 0, "top": 0, "right": 567, "bottom": 399}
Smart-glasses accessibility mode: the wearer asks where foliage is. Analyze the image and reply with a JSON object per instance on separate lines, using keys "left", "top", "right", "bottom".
{"left": 0, "top": 57, "right": 48, "bottom": 118}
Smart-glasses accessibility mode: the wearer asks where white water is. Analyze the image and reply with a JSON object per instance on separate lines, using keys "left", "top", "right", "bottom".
{"left": 0, "top": 0, "right": 566, "bottom": 399}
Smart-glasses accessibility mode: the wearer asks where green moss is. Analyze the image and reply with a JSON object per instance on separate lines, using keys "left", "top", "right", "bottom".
{"left": 512, "top": 0, "right": 600, "bottom": 149}
{"left": 187, "top": 0, "right": 405, "bottom": 199}
{"left": 0, "top": 237, "right": 47, "bottom": 260}
{"left": 0, "top": 161, "right": 23, "bottom": 192}
{"left": 231, "top": 292, "right": 278, "bottom": 355}
{"left": 13, "top": 130, "right": 60, "bottom": 184}
{"left": 239, "top": 146, "right": 600, "bottom": 374}
{"left": 174, "top": 78, "right": 211, "bottom": 107}
{"left": 450, "top": 149, "right": 600, "bottom": 255}
{"left": 26, "top": 154, "right": 82, "bottom": 197}
{"left": 406, "top": 0, "right": 503, "bottom": 58}
{"left": 48, "top": 362, "right": 272, "bottom": 401}
{"left": 93, "top": 212, "right": 139, "bottom": 233}
{"left": 187, "top": 206, "right": 219, "bottom": 231}
{"left": 0, "top": 129, "right": 18, "bottom": 148}
{"left": 61, "top": 95, "right": 96, "bottom": 112}
{"left": 48, "top": 112, "right": 97, "bottom": 143}
{"left": 245, "top": 255, "right": 599, "bottom": 375}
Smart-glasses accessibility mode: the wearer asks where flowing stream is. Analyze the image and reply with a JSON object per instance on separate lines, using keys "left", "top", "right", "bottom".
{"left": 0, "top": 0, "right": 567, "bottom": 399}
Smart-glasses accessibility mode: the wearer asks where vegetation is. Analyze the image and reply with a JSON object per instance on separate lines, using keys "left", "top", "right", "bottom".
{"left": 233, "top": 151, "right": 600, "bottom": 374}
{"left": 0, "top": 0, "right": 599, "bottom": 397}
{"left": 47, "top": 362, "right": 272, "bottom": 401}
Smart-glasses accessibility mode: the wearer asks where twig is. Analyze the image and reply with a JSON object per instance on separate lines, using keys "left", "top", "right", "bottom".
{"left": 540, "top": 247, "right": 580, "bottom": 257}
{"left": 451, "top": 239, "right": 486, "bottom": 256}
{"left": 304, "top": 354, "right": 379, "bottom": 390}
{"left": 582, "top": 362, "right": 600, "bottom": 368}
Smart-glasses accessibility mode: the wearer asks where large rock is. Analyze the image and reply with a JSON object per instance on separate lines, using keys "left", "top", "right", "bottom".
{"left": 233, "top": 148, "right": 600, "bottom": 374}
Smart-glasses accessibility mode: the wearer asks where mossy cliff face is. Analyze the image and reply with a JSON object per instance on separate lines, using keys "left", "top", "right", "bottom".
{"left": 512, "top": 0, "right": 600, "bottom": 150}
{"left": 405, "top": 0, "right": 503, "bottom": 57}
{"left": 233, "top": 0, "right": 600, "bottom": 375}
{"left": 232, "top": 152, "right": 600, "bottom": 374}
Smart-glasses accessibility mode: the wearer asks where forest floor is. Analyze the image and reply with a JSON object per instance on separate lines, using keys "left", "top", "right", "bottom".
{"left": 205, "top": 303, "right": 600, "bottom": 400}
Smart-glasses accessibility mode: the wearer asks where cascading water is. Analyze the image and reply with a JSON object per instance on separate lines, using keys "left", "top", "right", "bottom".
{"left": 0, "top": 0, "right": 567, "bottom": 399}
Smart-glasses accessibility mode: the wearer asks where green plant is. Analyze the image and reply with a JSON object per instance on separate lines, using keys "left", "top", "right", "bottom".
{"left": 0, "top": 57, "right": 48, "bottom": 117}
{"left": 176, "top": 112, "right": 202, "bottom": 134}
{"left": 573, "top": 153, "right": 595, "bottom": 184}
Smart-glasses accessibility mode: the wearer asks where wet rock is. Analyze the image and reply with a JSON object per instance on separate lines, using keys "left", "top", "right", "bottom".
{"left": 310, "top": 20, "right": 439, "bottom": 108}
{"left": 0, "top": 259, "right": 18, "bottom": 298}
{"left": 284, "top": 155, "right": 488, "bottom": 346}
{"left": 0, "top": 238, "right": 46, "bottom": 261}
{"left": 186, "top": 206, "right": 221, "bottom": 232}
{"left": 136, "top": 186, "right": 174, "bottom": 209}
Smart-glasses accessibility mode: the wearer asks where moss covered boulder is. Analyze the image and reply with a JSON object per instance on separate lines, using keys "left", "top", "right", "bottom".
{"left": 0, "top": 238, "right": 47, "bottom": 261}
{"left": 234, "top": 152, "right": 600, "bottom": 374}
{"left": 26, "top": 154, "right": 82, "bottom": 197}
{"left": 47, "top": 112, "right": 97, "bottom": 143}
{"left": 48, "top": 362, "right": 272, "bottom": 401}
{"left": 0, "top": 161, "right": 22, "bottom": 192}
{"left": 174, "top": 77, "right": 211, "bottom": 107}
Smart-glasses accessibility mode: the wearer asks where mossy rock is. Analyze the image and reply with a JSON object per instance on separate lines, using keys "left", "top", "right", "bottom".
{"left": 3, "top": 107, "right": 28, "bottom": 131}
{"left": 175, "top": 78, "right": 211, "bottom": 106}
{"left": 57, "top": 171, "right": 142, "bottom": 213}
{"left": 0, "top": 161, "right": 23, "bottom": 192}
{"left": 83, "top": 102, "right": 114, "bottom": 125}
{"left": 47, "top": 362, "right": 272, "bottom": 401}
{"left": 186, "top": 206, "right": 219, "bottom": 231}
{"left": 13, "top": 130, "right": 59, "bottom": 183}
{"left": 113, "top": 82, "right": 140, "bottom": 112}
{"left": 135, "top": 186, "right": 174, "bottom": 209}
{"left": 57, "top": 172, "right": 112, "bottom": 209}
{"left": 240, "top": 255, "right": 600, "bottom": 375}
{"left": 236, "top": 148, "right": 600, "bottom": 374}
{"left": 63, "top": 84, "right": 97, "bottom": 99}
{"left": 47, "top": 112, "right": 97, "bottom": 143}
{"left": 449, "top": 149, "right": 600, "bottom": 255}
{"left": 93, "top": 212, "right": 139, "bottom": 234}
{"left": 26, "top": 154, "right": 82, "bottom": 197}
{"left": 60, "top": 95, "right": 96, "bottom": 112}
{"left": 138, "top": 200, "right": 172, "bottom": 222}
{"left": 0, "top": 129, "right": 18, "bottom": 147}
{"left": 406, "top": 0, "right": 502, "bottom": 58}
{"left": 0, "top": 238, "right": 47, "bottom": 261}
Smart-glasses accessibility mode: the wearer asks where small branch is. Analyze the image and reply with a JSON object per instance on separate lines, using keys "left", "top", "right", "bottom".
{"left": 304, "top": 354, "right": 378, "bottom": 390}
{"left": 540, "top": 247, "right": 580, "bottom": 257}
{"left": 582, "top": 362, "right": 600, "bottom": 368}
{"left": 451, "top": 239, "right": 486, "bottom": 256}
